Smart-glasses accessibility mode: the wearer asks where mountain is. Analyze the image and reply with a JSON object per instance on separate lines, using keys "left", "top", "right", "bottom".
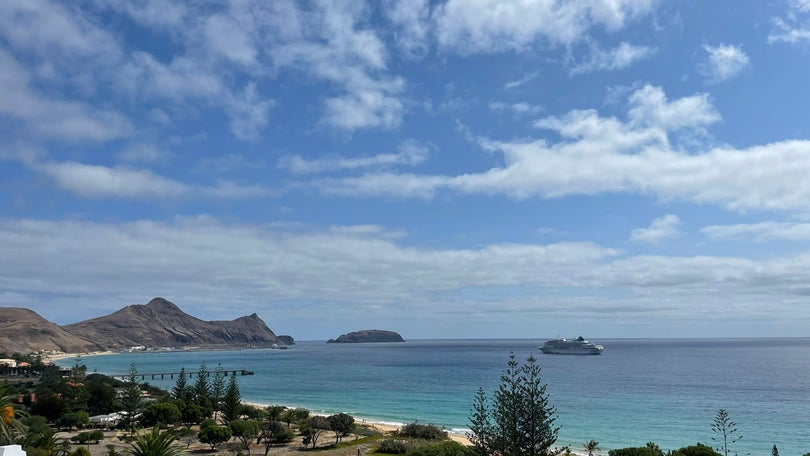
{"left": 326, "top": 329, "right": 405, "bottom": 343}
{"left": 63, "top": 297, "right": 283, "bottom": 350}
{"left": 0, "top": 307, "right": 103, "bottom": 354}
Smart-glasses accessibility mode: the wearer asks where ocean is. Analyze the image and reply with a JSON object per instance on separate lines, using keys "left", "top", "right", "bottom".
{"left": 66, "top": 339, "right": 810, "bottom": 456}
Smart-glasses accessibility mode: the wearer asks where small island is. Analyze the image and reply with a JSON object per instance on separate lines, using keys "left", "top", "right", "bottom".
{"left": 327, "top": 329, "right": 405, "bottom": 343}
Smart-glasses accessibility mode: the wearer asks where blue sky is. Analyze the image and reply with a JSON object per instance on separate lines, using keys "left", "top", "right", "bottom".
{"left": 2, "top": 0, "right": 810, "bottom": 340}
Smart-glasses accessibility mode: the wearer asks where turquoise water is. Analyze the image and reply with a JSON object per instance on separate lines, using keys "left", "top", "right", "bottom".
{"left": 68, "top": 339, "right": 810, "bottom": 455}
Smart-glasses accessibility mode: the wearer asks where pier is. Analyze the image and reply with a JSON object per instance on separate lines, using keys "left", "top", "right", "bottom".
{"left": 109, "top": 369, "right": 254, "bottom": 381}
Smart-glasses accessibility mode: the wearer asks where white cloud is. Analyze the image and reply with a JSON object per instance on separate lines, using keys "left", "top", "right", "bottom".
{"left": 267, "top": 2, "right": 405, "bottom": 130}
{"left": 701, "top": 221, "right": 810, "bottom": 241}
{"left": 504, "top": 72, "right": 539, "bottom": 90}
{"left": 627, "top": 84, "right": 720, "bottom": 131}
{"left": 0, "top": 49, "right": 132, "bottom": 142}
{"left": 1, "top": 1, "right": 274, "bottom": 141}
{"left": 35, "top": 161, "right": 273, "bottom": 200}
{"left": 311, "top": 85, "right": 810, "bottom": 212}
{"left": 630, "top": 214, "right": 682, "bottom": 243}
{"left": 489, "top": 101, "right": 544, "bottom": 116}
{"left": 196, "top": 154, "right": 264, "bottom": 173}
{"left": 2, "top": 217, "right": 809, "bottom": 329}
{"left": 38, "top": 162, "right": 191, "bottom": 199}
{"left": 769, "top": 1, "right": 810, "bottom": 44}
{"left": 570, "top": 42, "right": 656, "bottom": 74}
{"left": 116, "top": 144, "right": 173, "bottom": 164}
{"left": 383, "top": 0, "right": 431, "bottom": 59}
{"left": 434, "top": 0, "right": 654, "bottom": 53}
{"left": 699, "top": 44, "right": 750, "bottom": 82}
{"left": 280, "top": 141, "right": 429, "bottom": 175}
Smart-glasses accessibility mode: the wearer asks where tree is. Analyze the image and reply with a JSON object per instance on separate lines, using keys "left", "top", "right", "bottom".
{"left": 56, "top": 411, "right": 89, "bottom": 430}
{"left": 645, "top": 442, "right": 664, "bottom": 456}
{"left": 127, "top": 426, "right": 184, "bottom": 456}
{"left": 608, "top": 448, "right": 662, "bottom": 456}
{"left": 221, "top": 372, "right": 242, "bottom": 423}
{"left": 140, "top": 402, "right": 182, "bottom": 428}
{"left": 0, "top": 386, "right": 28, "bottom": 445}
{"left": 468, "top": 353, "right": 559, "bottom": 456}
{"left": 302, "top": 416, "right": 330, "bottom": 449}
{"left": 584, "top": 440, "right": 600, "bottom": 456}
{"left": 468, "top": 388, "right": 493, "bottom": 456}
{"left": 711, "top": 409, "right": 742, "bottom": 456}
{"left": 264, "top": 405, "right": 287, "bottom": 422}
{"left": 670, "top": 444, "right": 721, "bottom": 456}
{"left": 211, "top": 365, "right": 226, "bottom": 420}
{"left": 230, "top": 419, "right": 261, "bottom": 454}
{"left": 259, "top": 421, "right": 294, "bottom": 456}
{"left": 85, "top": 375, "right": 117, "bottom": 416}
{"left": 171, "top": 368, "right": 192, "bottom": 403}
{"left": 192, "top": 362, "right": 212, "bottom": 414}
{"left": 62, "top": 358, "right": 89, "bottom": 413}
{"left": 198, "top": 423, "right": 232, "bottom": 450}
{"left": 328, "top": 413, "right": 355, "bottom": 444}
{"left": 121, "top": 363, "right": 145, "bottom": 434}
{"left": 26, "top": 429, "right": 70, "bottom": 456}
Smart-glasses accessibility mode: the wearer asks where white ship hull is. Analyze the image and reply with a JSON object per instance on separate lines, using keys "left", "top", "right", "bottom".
{"left": 540, "top": 337, "right": 604, "bottom": 355}
{"left": 540, "top": 346, "right": 603, "bottom": 355}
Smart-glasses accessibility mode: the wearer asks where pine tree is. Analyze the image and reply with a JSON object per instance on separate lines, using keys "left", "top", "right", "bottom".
{"left": 584, "top": 440, "right": 600, "bottom": 456}
{"left": 193, "top": 362, "right": 211, "bottom": 412}
{"left": 468, "top": 388, "right": 493, "bottom": 456}
{"left": 211, "top": 364, "right": 226, "bottom": 420}
{"left": 493, "top": 353, "right": 522, "bottom": 456}
{"left": 172, "top": 368, "right": 192, "bottom": 402}
{"left": 120, "top": 363, "right": 144, "bottom": 434}
{"left": 711, "top": 409, "right": 742, "bottom": 456}
{"left": 468, "top": 353, "right": 559, "bottom": 456}
{"left": 221, "top": 372, "right": 242, "bottom": 423}
{"left": 518, "top": 355, "right": 558, "bottom": 456}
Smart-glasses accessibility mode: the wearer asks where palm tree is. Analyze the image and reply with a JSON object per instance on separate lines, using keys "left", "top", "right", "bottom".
{"left": 583, "top": 440, "right": 600, "bottom": 456}
{"left": 0, "top": 388, "right": 28, "bottom": 445}
{"left": 127, "top": 427, "right": 183, "bottom": 456}
{"left": 31, "top": 430, "right": 71, "bottom": 456}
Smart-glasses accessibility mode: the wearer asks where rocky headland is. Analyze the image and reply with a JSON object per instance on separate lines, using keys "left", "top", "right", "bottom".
{"left": 327, "top": 329, "right": 405, "bottom": 343}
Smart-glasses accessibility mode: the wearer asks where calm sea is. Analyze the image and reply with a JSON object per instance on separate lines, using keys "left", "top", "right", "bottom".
{"left": 66, "top": 339, "right": 810, "bottom": 456}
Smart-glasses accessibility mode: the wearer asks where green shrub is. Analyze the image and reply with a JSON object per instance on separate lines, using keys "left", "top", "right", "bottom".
{"left": 354, "top": 424, "right": 383, "bottom": 437}
{"left": 407, "top": 441, "right": 472, "bottom": 456}
{"left": 399, "top": 423, "right": 447, "bottom": 440}
{"left": 608, "top": 447, "right": 661, "bottom": 456}
{"left": 70, "top": 447, "right": 91, "bottom": 456}
{"left": 70, "top": 430, "right": 104, "bottom": 444}
{"left": 377, "top": 440, "right": 414, "bottom": 454}
{"left": 670, "top": 444, "right": 722, "bottom": 456}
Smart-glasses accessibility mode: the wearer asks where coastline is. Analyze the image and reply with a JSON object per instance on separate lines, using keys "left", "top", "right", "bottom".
{"left": 51, "top": 353, "right": 474, "bottom": 446}
{"left": 42, "top": 350, "right": 118, "bottom": 363}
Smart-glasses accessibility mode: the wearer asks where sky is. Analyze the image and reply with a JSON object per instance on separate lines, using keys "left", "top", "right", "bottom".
{"left": 2, "top": 0, "right": 810, "bottom": 341}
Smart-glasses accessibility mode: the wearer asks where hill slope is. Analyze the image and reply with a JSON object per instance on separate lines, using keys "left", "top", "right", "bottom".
{"left": 63, "top": 297, "right": 283, "bottom": 350}
{"left": 0, "top": 307, "right": 103, "bottom": 354}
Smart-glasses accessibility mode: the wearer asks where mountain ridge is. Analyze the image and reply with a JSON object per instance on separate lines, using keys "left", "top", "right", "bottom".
{"left": 0, "top": 297, "right": 287, "bottom": 354}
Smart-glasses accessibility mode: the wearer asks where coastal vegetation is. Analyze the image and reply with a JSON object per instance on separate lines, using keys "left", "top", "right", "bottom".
{"left": 467, "top": 353, "right": 559, "bottom": 456}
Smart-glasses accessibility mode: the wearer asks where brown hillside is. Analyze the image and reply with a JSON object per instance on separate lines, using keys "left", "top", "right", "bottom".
{"left": 63, "top": 297, "right": 282, "bottom": 350}
{"left": 0, "top": 307, "right": 102, "bottom": 354}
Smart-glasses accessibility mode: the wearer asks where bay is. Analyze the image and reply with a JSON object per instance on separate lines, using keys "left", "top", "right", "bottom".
{"left": 68, "top": 338, "right": 810, "bottom": 456}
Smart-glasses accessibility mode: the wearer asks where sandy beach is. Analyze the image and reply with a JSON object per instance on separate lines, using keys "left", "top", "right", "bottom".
{"left": 41, "top": 350, "right": 118, "bottom": 363}
{"left": 365, "top": 421, "right": 471, "bottom": 446}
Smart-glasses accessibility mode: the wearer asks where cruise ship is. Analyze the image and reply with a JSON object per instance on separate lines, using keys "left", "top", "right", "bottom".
{"left": 540, "top": 336, "right": 604, "bottom": 355}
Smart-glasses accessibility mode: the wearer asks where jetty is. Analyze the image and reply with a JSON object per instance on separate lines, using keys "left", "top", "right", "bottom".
{"left": 108, "top": 369, "right": 254, "bottom": 381}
